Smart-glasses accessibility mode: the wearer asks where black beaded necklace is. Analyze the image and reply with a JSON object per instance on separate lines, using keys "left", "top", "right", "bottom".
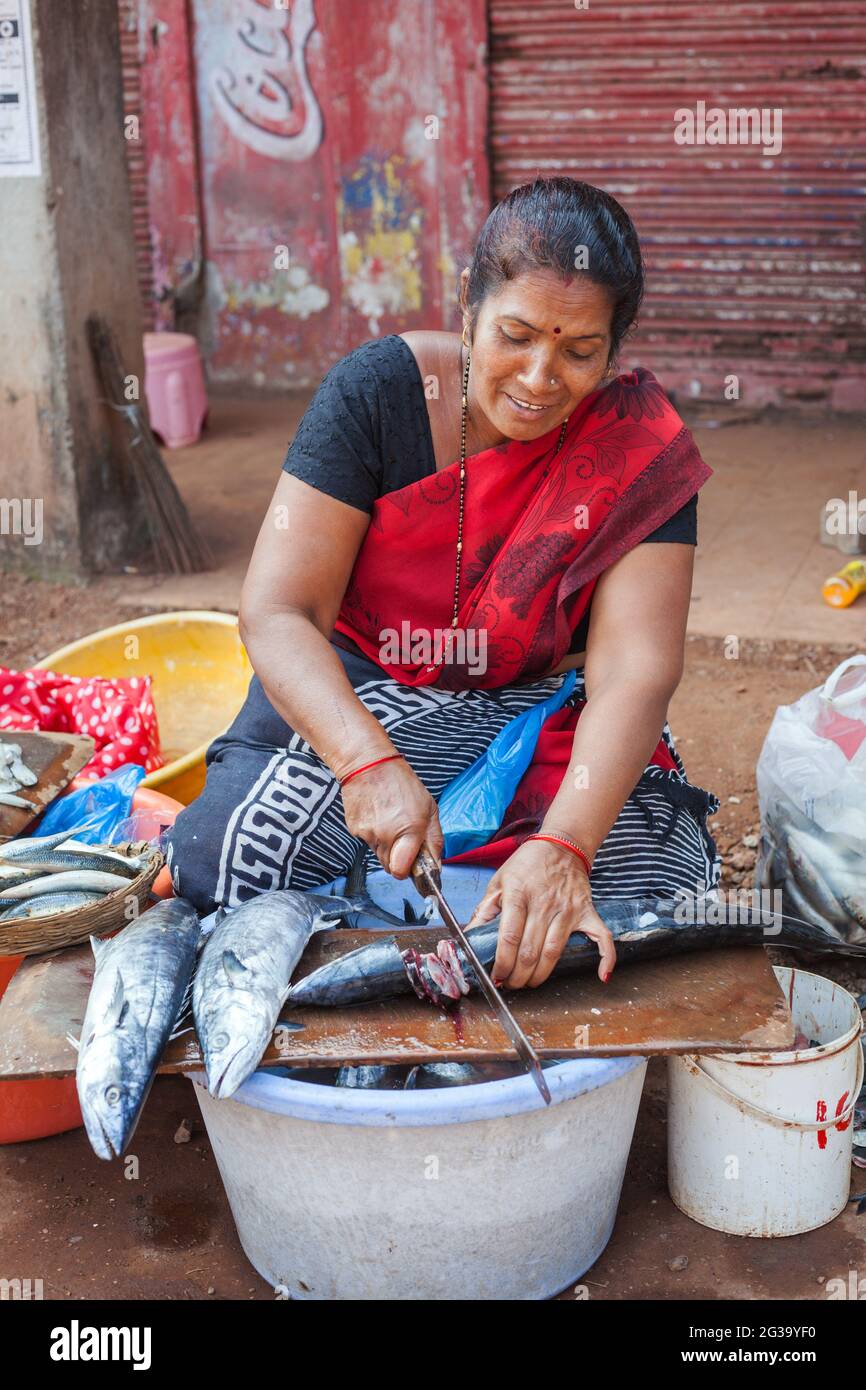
{"left": 445, "top": 347, "right": 569, "bottom": 636}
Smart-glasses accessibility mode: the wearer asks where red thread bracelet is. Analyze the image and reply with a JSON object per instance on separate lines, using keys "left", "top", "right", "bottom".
{"left": 339, "top": 753, "right": 404, "bottom": 788}
{"left": 525, "top": 832, "right": 592, "bottom": 878}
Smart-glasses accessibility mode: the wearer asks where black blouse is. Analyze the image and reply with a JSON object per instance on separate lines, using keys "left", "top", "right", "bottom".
{"left": 284, "top": 334, "right": 697, "bottom": 654}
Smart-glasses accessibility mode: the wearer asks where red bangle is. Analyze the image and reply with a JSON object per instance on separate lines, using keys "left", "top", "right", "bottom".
{"left": 339, "top": 753, "right": 404, "bottom": 788}
{"left": 525, "top": 832, "right": 592, "bottom": 878}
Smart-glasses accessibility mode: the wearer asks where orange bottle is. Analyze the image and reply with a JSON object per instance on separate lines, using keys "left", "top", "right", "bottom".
{"left": 822, "top": 559, "right": 866, "bottom": 609}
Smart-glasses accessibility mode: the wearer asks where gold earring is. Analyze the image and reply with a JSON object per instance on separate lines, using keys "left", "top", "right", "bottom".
{"left": 462, "top": 321, "right": 471, "bottom": 349}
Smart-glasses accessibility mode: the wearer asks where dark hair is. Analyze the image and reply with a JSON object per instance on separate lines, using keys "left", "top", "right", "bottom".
{"left": 465, "top": 176, "right": 643, "bottom": 364}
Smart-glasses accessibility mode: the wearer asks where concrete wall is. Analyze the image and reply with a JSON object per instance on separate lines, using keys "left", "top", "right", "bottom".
{"left": 0, "top": 0, "right": 147, "bottom": 577}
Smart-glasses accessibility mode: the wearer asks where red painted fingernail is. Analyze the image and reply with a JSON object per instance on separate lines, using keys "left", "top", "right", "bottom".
{"left": 493, "top": 978, "right": 503, "bottom": 988}
{"left": 602, "top": 972, "right": 610, "bottom": 983}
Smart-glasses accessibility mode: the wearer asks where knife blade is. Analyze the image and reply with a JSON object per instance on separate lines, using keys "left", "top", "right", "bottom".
{"left": 410, "top": 846, "right": 551, "bottom": 1105}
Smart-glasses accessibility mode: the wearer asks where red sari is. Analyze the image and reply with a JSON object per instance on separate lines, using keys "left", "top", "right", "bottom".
{"left": 334, "top": 368, "right": 713, "bottom": 863}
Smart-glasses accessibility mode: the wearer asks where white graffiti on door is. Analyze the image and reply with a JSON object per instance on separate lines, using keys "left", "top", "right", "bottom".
{"left": 212, "top": 0, "right": 323, "bottom": 161}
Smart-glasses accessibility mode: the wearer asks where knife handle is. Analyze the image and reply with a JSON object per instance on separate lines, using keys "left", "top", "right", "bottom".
{"left": 410, "top": 843, "right": 442, "bottom": 897}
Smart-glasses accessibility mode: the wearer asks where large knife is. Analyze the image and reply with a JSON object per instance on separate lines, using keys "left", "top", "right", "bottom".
{"left": 410, "top": 846, "right": 551, "bottom": 1105}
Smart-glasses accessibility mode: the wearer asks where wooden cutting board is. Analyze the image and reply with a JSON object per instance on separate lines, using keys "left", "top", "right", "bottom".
{"left": 0, "top": 731, "right": 95, "bottom": 842}
{"left": 0, "top": 931, "right": 794, "bottom": 1081}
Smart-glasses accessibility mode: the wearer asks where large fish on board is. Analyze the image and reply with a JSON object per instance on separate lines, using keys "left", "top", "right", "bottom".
{"left": 192, "top": 874, "right": 408, "bottom": 1100}
{"left": 285, "top": 896, "right": 866, "bottom": 1011}
{"left": 74, "top": 898, "right": 201, "bottom": 1160}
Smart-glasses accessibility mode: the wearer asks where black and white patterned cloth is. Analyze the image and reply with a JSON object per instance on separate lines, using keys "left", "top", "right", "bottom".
{"left": 165, "top": 642, "right": 720, "bottom": 913}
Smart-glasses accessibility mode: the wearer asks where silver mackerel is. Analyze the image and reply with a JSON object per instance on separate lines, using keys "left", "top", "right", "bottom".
{"left": 75, "top": 898, "right": 200, "bottom": 1159}
{"left": 193, "top": 886, "right": 404, "bottom": 1099}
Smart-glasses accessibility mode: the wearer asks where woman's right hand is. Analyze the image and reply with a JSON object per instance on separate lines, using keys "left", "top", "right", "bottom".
{"left": 341, "top": 758, "right": 443, "bottom": 879}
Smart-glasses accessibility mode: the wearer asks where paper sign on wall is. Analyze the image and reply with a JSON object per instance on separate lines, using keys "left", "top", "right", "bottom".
{"left": 0, "top": 0, "right": 41, "bottom": 177}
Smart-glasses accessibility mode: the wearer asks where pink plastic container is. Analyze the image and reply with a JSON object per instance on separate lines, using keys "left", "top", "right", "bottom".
{"left": 144, "top": 331, "right": 208, "bottom": 448}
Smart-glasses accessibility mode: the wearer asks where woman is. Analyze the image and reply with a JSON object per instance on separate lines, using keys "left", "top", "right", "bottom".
{"left": 166, "top": 176, "right": 719, "bottom": 989}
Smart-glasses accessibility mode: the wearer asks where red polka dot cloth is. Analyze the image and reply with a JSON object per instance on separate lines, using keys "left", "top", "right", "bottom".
{"left": 0, "top": 668, "right": 164, "bottom": 781}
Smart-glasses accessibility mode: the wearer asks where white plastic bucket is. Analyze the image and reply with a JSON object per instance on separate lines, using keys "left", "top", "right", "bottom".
{"left": 668, "top": 967, "right": 863, "bottom": 1237}
{"left": 192, "top": 1054, "right": 647, "bottom": 1300}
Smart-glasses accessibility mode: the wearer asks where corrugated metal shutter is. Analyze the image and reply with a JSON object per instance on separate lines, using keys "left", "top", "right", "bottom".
{"left": 117, "top": 0, "right": 155, "bottom": 329}
{"left": 489, "top": 1, "right": 866, "bottom": 409}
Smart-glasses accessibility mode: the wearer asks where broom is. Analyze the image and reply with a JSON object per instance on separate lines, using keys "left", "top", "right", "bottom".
{"left": 86, "top": 314, "right": 213, "bottom": 574}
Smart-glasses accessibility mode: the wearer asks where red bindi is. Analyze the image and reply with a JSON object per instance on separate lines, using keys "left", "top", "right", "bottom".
{"left": 553, "top": 326, "right": 561, "bottom": 334}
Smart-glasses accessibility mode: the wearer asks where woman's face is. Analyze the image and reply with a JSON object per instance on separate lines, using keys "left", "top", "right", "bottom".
{"left": 461, "top": 268, "right": 614, "bottom": 443}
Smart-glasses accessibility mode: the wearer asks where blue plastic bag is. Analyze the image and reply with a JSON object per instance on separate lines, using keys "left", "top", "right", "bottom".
{"left": 34, "top": 763, "right": 146, "bottom": 844}
{"left": 438, "top": 670, "right": 577, "bottom": 858}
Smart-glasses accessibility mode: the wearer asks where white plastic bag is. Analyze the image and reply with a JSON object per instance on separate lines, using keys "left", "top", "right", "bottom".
{"left": 757, "top": 655, "right": 866, "bottom": 840}
{"left": 756, "top": 656, "right": 866, "bottom": 942}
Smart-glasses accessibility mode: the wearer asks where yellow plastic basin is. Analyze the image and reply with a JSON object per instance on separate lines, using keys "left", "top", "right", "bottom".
{"left": 36, "top": 610, "right": 252, "bottom": 805}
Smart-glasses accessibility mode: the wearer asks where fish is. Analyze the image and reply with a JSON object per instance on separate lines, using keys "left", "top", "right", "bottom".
{"left": 7, "top": 844, "right": 146, "bottom": 876}
{"left": 767, "top": 800, "right": 862, "bottom": 868}
{"left": 335, "top": 1064, "right": 409, "bottom": 1089}
{"left": 765, "top": 802, "right": 866, "bottom": 941}
{"left": 338, "top": 842, "right": 433, "bottom": 929}
{"left": 0, "top": 741, "right": 38, "bottom": 787}
{"left": 0, "top": 890, "right": 105, "bottom": 921}
{"left": 0, "top": 864, "right": 49, "bottom": 890}
{"left": 783, "top": 827, "right": 852, "bottom": 936}
{"left": 779, "top": 873, "right": 824, "bottom": 933}
{"left": 0, "top": 792, "right": 37, "bottom": 811}
{"left": 284, "top": 895, "right": 866, "bottom": 1011}
{"left": 74, "top": 897, "right": 200, "bottom": 1159}
{"left": 0, "top": 829, "right": 85, "bottom": 862}
{"left": 193, "top": 877, "right": 407, "bottom": 1100}
{"left": 5, "top": 840, "right": 150, "bottom": 879}
{"left": 265, "top": 1065, "right": 341, "bottom": 1084}
{"left": 0, "top": 741, "right": 39, "bottom": 808}
{"left": 330, "top": 1063, "right": 527, "bottom": 1089}
{"left": 5, "top": 750, "right": 37, "bottom": 787}
{"left": 404, "top": 1061, "right": 559, "bottom": 1089}
{"left": 840, "top": 893, "right": 866, "bottom": 934}
{"left": 815, "top": 856, "right": 866, "bottom": 928}
{"left": 0, "top": 869, "right": 133, "bottom": 901}
{"left": 287, "top": 929, "right": 416, "bottom": 1008}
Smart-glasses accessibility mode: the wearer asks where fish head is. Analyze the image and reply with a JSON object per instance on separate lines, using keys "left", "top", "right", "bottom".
{"left": 200, "top": 951, "right": 275, "bottom": 1100}
{"left": 201, "top": 996, "right": 273, "bottom": 1099}
{"left": 76, "top": 972, "right": 148, "bottom": 1160}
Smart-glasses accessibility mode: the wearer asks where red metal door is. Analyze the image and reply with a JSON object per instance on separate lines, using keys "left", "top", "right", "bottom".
{"left": 136, "top": 0, "right": 490, "bottom": 389}
{"left": 489, "top": 1, "right": 866, "bottom": 410}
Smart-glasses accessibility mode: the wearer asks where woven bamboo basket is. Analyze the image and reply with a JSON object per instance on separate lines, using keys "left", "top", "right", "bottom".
{"left": 0, "top": 843, "right": 164, "bottom": 958}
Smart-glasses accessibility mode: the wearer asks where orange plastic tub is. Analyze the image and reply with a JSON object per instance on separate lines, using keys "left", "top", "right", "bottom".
{"left": 0, "top": 952, "right": 83, "bottom": 1143}
{"left": 0, "top": 786, "right": 183, "bottom": 1143}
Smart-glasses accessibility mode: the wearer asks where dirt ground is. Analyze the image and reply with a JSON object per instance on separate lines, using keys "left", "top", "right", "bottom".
{"left": 1, "top": 591, "right": 864, "bottom": 1299}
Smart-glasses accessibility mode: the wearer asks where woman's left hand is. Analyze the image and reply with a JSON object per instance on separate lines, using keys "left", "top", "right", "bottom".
{"left": 466, "top": 839, "right": 616, "bottom": 988}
